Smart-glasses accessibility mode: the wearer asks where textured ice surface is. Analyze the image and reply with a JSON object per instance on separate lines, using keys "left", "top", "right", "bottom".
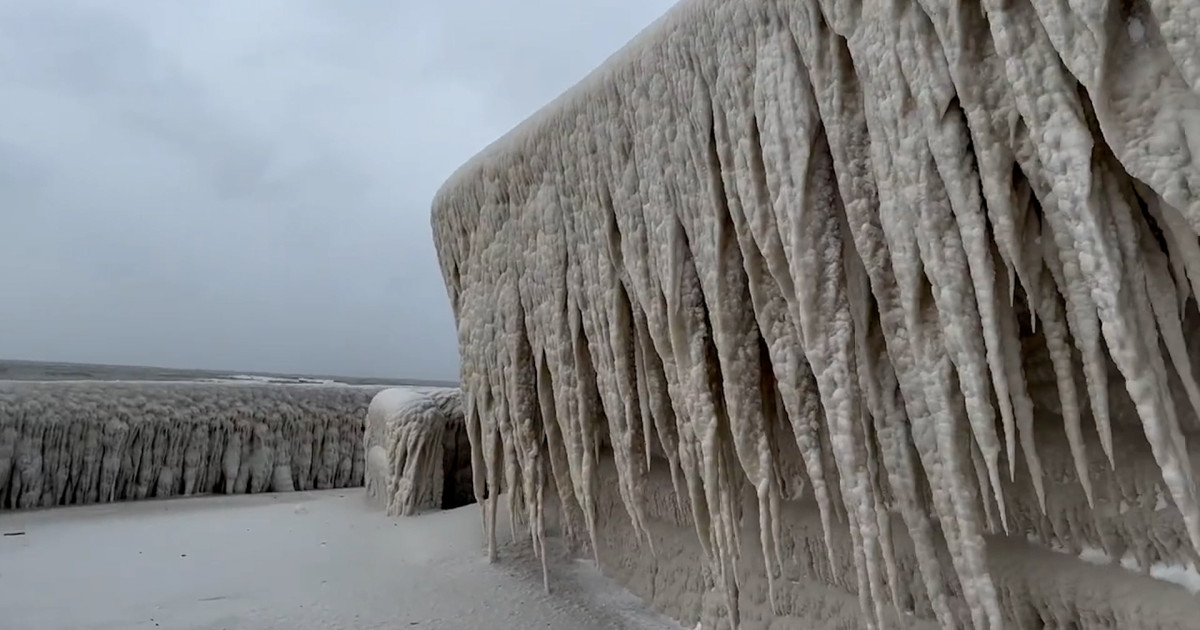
{"left": 0, "top": 381, "right": 375, "bottom": 509}
{"left": 431, "top": 0, "right": 1200, "bottom": 627}
{"left": 364, "top": 387, "right": 473, "bottom": 515}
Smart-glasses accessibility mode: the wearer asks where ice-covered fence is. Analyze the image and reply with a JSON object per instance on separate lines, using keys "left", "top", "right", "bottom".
{"left": 364, "top": 387, "right": 473, "bottom": 516}
{"left": 431, "top": 0, "right": 1200, "bottom": 627}
{"left": 0, "top": 381, "right": 377, "bottom": 510}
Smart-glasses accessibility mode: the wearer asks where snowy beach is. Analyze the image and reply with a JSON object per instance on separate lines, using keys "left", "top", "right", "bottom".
{"left": 0, "top": 490, "right": 683, "bottom": 630}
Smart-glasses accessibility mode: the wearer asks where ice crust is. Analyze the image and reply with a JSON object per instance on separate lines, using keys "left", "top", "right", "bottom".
{"left": 431, "top": 0, "right": 1200, "bottom": 627}
{"left": 0, "top": 381, "right": 374, "bottom": 509}
{"left": 363, "top": 387, "right": 473, "bottom": 516}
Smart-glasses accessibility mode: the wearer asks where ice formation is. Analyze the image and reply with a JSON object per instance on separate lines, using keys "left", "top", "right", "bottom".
{"left": 363, "top": 387, "right": 473, "bottom": 515}
{"left": 431, "top": 0, "right": 1200, "bottom": 627}
{"left": 0, "top": 381, "right": 373, "bottom": 509}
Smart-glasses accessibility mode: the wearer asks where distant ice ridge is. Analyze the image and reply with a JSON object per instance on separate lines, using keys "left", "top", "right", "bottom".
{"left": 0, "top": 380, "right": 380, "bottom": 509}
{"left": 431, "top": 0, "right": 1200, "bottom": 628}
{"left": 204, "top": 375, "right": 406, "bottom": 388}
{"left": 218, "top": 374, "right": 345, "bottom": 385}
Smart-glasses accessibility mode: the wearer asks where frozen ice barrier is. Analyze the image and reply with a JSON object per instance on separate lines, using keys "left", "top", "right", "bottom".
{"left": 430, "top": 0, "right": 1200, "bottom": 627}
{"left": 0, "top": 381, "right": 373, "bottom": 509}
{"left": 364, "top": 387, "right": 473, "bottom": 516}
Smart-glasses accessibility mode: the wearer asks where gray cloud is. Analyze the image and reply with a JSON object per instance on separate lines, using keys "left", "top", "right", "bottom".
{"left": 0, "top": 0, "right": 675, "bottom": 380}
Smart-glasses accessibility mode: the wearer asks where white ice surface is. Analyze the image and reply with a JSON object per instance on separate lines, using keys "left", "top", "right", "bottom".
{"left": 0, "top": 490, "right": 683, "bottom": 630}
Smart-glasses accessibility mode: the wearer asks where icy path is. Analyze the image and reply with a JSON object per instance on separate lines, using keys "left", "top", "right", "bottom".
{"left": 0, "top": 491, "right": 684, "bottom": 630}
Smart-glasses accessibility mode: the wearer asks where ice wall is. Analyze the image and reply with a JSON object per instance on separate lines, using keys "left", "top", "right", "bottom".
{"left": 0, "top": 381, "right": 374, "bottom": 509}
{"left": 364, "top": 387, "right": 473, "bottom": 515}
{"left": 432, "top": 0, "right": 1200, "bottom": 627}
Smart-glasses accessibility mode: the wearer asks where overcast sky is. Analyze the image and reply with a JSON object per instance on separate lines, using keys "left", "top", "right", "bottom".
{"left": 0, "top": 0, "right": 675, "bottom": 381}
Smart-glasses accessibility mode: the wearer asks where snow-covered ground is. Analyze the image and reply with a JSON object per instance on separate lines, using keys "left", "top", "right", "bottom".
{"left": 0, "top": 490, "right": 683, "bottom": 630}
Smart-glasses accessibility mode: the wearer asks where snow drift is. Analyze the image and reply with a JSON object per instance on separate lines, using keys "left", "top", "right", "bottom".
{"left": 0, "top": 381, "right": 375, "bottom": 510}
{"left": 364, "top": 387, "right": 473, "bottom": 515}
{"left": 431, "top": 0, "right": 1200, "bottom": 627}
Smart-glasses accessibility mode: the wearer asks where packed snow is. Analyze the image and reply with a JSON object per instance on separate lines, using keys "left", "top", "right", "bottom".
{"left": 1036, "top": 536, "right": 1200, "bottom": 594}
{"left": 0, "top": 490, "right": 686, "bottom": 630}
{"left": 430, "top": 0, "right": 1200, "bottom": 627}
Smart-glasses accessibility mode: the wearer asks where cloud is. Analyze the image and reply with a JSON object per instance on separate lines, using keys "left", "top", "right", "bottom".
{"left": 0, "top": 0, "right": 675, "bottom": 380}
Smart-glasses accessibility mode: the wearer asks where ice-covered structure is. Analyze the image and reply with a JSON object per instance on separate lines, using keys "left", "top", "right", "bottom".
{"left": 363, "top": 387, "right": 473, "bottom": 515}
{"left": 0, "top": 381, "right": 373, "bottom": 509}
{"left": 431, "top": 0, "right": 1200, "bottom": 627}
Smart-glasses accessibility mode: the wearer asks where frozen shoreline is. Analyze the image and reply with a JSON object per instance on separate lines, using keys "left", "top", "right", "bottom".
{"left": 0, "top": 489, "right": 683, "bottom": 630}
